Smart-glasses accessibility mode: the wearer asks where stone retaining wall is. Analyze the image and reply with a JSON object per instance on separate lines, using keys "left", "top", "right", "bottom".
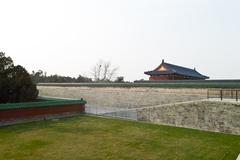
{"left": 38, "top": 86, "right": 207, "bottom": 109}
{"left": 38, "top": 86, "right": 240, "bottom": 135}
{"left": 137, "top": 101, "right": 240, "bottom": 135}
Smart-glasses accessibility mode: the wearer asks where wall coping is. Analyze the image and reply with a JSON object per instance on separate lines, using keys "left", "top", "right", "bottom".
{"left": 0, "top": 97, "right": 87, "bottom": 111}
{"left": 37, "top": 81, "right": 240, "bottom": 89}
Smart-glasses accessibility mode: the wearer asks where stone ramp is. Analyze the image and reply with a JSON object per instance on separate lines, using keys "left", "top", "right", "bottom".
{"left": 85, "top": 105, "right": 138, "bottom": 120}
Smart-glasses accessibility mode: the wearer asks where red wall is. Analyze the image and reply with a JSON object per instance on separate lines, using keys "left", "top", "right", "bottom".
{"left": 149, "top": 76, "right": 171, "bottom": 81}
{"left": 149, "top": 75, "right": 200, "bottom": 80}
{"left": 0, "top": 104, "right": 85, "bottom": 121}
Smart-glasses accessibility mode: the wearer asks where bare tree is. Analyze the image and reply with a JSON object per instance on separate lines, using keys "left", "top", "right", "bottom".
{"left": 92, "top": 60, "right": 118, "bottom": 82}
{"left": 93, "top": 60, "right": 102, "bottom": 81}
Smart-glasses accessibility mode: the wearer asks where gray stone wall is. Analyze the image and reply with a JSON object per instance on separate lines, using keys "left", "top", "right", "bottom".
{"left": 137, "top": 101, "right": 240, "bottom": 135}
{"left": 38, "top": 86, "right": 207, "bottom": 109}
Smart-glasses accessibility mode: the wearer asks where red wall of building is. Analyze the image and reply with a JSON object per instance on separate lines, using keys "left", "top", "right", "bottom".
{"left": 149, "top": 75, "right": 200, "bottom": 81}
{"left": 149, "top": 76, "right": 171, "bottom": 81}
{"left": 0, "top": 104, "right": 85, "bottom": 121}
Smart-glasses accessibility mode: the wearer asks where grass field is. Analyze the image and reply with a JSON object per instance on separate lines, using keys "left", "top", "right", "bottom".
{"left": 0, "top": 116, "right": 240, "bottom": 160}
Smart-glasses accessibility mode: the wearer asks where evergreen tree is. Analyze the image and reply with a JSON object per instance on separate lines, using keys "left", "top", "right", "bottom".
{"left": 0, "top": 52, "right": 38, "bottom": 103}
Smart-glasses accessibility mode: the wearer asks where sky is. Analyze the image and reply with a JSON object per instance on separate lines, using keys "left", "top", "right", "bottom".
{"left": 0, "top": 0, "right": 240, "bottom": 81}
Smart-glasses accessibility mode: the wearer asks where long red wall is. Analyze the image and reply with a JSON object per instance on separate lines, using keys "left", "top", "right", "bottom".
{"left": 0, "top": 104, "right": 85, "bottom": 121}
{"left": 149, "top": 76, "right": 200, "bottom": 80}
{"left": 149, "top": 76, "right": 171, "bottom": 81}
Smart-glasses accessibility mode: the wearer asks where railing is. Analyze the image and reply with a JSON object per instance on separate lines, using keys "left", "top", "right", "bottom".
{"left": 207, "top": 89, "right": 239, "bottom": 101}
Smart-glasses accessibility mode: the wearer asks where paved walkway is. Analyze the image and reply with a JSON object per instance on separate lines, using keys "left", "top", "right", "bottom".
{"left": 237, "top": 154, "right": 240, "bottom": 160}
{"left": 207, "top": 98, "right": 240, "bottom": 103}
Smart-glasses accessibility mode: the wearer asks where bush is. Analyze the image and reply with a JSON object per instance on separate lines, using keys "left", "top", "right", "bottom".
{"left": 0, "top": 52, "right": 38, "bottom": 103}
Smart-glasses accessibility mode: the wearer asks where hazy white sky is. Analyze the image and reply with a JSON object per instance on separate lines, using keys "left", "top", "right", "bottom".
{"left": 0, "top": 0, "right": 240, "bottom": 81}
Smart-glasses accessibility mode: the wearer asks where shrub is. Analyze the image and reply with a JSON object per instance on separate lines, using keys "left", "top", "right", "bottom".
{"left": 0, "top": 52, "right": 38, "bottom": 103}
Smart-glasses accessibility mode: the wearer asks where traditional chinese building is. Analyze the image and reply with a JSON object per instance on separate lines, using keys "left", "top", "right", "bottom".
{"left": 144, "top": 60, "right": 209, "bottom": 81}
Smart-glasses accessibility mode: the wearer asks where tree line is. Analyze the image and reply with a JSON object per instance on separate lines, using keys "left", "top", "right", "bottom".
{"left": 31, "top": 70, "right": 93, "bottom": 83}
{"left": 31, "top": 60, "right": 124, "bottom": 83}
{"left": 0, "top": 52, "right": 125, "bottom": 103}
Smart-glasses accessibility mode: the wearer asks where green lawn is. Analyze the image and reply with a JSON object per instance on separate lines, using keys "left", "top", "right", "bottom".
{"left": 0, "top": 116, "right": 239, "bottom": 160}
